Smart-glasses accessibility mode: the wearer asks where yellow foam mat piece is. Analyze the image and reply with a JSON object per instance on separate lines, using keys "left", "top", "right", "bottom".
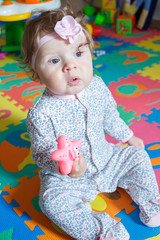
{"left": 137, "top": 36, "right": 160, "bottom": 52}
{"left": 90, "top": 195, "right": 107, "bottom": 211}
{"left": 145, "top": 233, "right": 160, "bottom": 239}
{"left": 0, "top": 92, "right": 28, "bottom": 131}
{"left": 138, "top": 62, "right": 160, "bottom": 80}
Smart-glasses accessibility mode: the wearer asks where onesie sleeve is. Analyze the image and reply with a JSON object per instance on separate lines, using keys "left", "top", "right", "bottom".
{"left": 27, "top": 108, "right": 57, "bottom": 170}
{"left": 102, "top": 81, "right": 133, "bottom": 143}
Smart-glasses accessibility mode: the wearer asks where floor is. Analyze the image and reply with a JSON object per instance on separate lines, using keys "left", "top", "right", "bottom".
{"left": 0, "top": 2, "right": 160, "bottom": 240}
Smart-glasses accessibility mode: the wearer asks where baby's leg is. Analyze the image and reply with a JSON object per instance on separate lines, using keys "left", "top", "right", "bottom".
{"left": 39, "top": 175, "right": 129, "bottom": 240}
{"left": 118, "top": 147, "right": 160, "bottom": 227}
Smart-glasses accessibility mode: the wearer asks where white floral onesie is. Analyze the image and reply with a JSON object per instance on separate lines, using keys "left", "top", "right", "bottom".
{"left": 27, "top": 75, "right": 159, "bottom": 240}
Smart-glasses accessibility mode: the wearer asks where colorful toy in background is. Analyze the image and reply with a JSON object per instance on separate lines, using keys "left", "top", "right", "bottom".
{"left": 84, "top": 0, "right": 120, "bottom": 26}
{"left": 83, "top": 5, "right": 96, "bottom": 17}
{"left": 101, "top": 0, "right": 120, "bottom": 25}
{"left": 83, "top": 5, "right": 103, "bottom": 37}
{"left": 102, "top": 0, "right": 119, "bottom": 9}
{"left": 123, "top": 0, "right": 158, "bottom": 30}
{"left": 94, "top": 9, "right": 119, "bottom": 26}
{"left": 0, "top": 0, "right": 61, "bottom": 22}
{"left": 116, "top": 14, "right": 136, "bottom": 35}
{"left": 1, "top": 22, "right": 25, "bottom": 52}
{"left": 84, "top": 0, "right": 120, "bottom": 38}
{"left": 83, "top": 0, "right": 158, "bottom": 36}
{"left": 85, "top": 23, "right": 102, "bottom": 38}
{"left": 0, "top": 0, "right": 61, "bottom": 52}
{"left": 51, "top": 136, "right": 82, "bottom": 175}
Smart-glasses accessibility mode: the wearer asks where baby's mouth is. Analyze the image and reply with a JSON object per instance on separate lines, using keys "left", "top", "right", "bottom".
{"left": 68, "top": 77, "right": 80, "bottom": 86}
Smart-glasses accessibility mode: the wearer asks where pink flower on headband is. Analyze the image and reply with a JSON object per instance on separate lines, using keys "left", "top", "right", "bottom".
{"left": 54, "top": 15, "right": 84, "bottom": 43}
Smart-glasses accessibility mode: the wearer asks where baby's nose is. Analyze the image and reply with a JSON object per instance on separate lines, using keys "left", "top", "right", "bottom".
{"left": 63, "top": 61, "right": 77, "bottom": 72}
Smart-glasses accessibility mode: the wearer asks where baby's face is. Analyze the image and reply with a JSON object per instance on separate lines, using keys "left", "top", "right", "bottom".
{"left": 35, "top": 34, "right": 93, "bottom": 95}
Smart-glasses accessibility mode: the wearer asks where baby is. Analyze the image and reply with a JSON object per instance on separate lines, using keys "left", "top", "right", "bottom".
{"left": 21, "top": 4, "right": 160, "bottom": 240}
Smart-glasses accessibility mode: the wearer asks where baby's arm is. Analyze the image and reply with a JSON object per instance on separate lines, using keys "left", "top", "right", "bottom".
{"left": 27, "top": 108, "right": 57, "bottom": 170}
{"left": 127, "top": 135, "right": 145, "bottom": 149}
{"left": 99, "top": 77, "right": 144, "bottom": 146}
{"left": 102, "top": 84, "right": 133, "bottom": 143}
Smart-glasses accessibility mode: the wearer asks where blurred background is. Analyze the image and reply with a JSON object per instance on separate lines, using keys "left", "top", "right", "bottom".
{"left": 61, "top": 0, "right": 160, "bottom": 29}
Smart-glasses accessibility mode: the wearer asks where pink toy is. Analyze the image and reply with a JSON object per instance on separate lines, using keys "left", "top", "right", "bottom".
{"left": 51, "top": 135, "right": 82, "bottom": 175}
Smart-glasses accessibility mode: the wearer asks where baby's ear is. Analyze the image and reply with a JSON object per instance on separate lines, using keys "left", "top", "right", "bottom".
{"left": 35, "top": 72, "right": 39, "bottom": 79}
{"left": 35, "top": 72, "right": 41, "bottom": 82}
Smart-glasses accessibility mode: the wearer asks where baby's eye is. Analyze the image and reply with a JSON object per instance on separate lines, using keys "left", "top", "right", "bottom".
{"left": 74, "top": 146, "right": 78, "bottom": 151}
{"left": 75, "top": 151, "right": 80, "bottom": 157}
{"left": 75, "top": 51, "right": 82, "bottom": 57}
{"left": 49, "top": 58, "right": 60, "bottom": 64}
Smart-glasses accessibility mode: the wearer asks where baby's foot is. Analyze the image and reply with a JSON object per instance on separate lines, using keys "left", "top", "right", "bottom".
{"left": 140, "top": 197, "right": 160, "bottom": 227}
{"left": 99, "top": 222, "right": 130, "bottom": 240}
{"left": 100, "top": 230, "right": 119, "bottom": 240}
{"left": 100, "top": 230, "right": 129, "bottom": 240}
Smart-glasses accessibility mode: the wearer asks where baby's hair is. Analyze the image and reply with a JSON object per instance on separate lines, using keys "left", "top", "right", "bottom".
{"left": 20, "top": 2, "right": 94, "bottom": 81}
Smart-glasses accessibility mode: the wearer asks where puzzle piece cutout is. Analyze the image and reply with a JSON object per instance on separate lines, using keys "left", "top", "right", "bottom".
{"left": 0, "top": 160, "right": 38, "bottom": 191}
{"left": 146, "top": 143, "right": 160, "bottom": 170}
{"left": 137, "top": 36, "right": 160, "bottom": 52}
{"left": 116, "top": 203, "right": 160, "bottom": 240}
{"left": 138, "top": 62, "right": 160, "bottom": 81}
{"left": 118, "top": 105, "right": 140, "bottom": 125}
{"left": 0, "top": 140, "right": 28, "bottom": 170}
{"left": 0, "top": 53, "right": 20, "bottom": 68}
{"left": 0, "top": 69, "right": 30, "bottom": 91}
{"left": 0, "top": 140, "right": 35, "bottom": 172}
{"left": 90, "top": 195, "right": 107, "bottom": 211}
{"left": 0, "top": 228, "right": 13, "bottom": 240}
{"left": 0, "top": 191, "right": 44, "bottom": 239}
{"left": 0, "top": 120, "right": 34, "bottom": 171}
{"left": 91, "top": 188, "right": 137, "bottom": 221}
{"left": 0, "top": 119, "right": 26, "bottom": 144}
{"left": 145, "top": 142, "right": 160, "bottom": 191}
{"left": 1, "top": 81, "right": 45, "bottom": 112}
{"left": 3, "top": 125, "right": 30, "bottom": 148}
{"left": 142, "top": 108, "right": 160, "bottom": 126}
{"left": 104, "top": 44, "right": 159, "bottom": 74}
{"left": 146, "top": 142, "right": 160, "bottom": 161}
{"left": 109, "top": 73, "right": 160, "bottom": 116}
{"left": 18, "top": 147, "right": 34, "bottom": 171}
{"left": 0, "top": 92, "right": 28, "bottom": 131}
{"left": 145, "top": 234, "right": 160, "bottom": 240}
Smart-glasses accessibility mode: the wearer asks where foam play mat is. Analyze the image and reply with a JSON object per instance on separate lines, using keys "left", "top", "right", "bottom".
{"left": 0, "top": 23, "right": 160, "bottom": 239}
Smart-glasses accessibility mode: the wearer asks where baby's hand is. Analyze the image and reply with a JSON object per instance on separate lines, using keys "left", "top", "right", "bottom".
{"left": 68, "top": 154, "right": 87, "bottom": 178}
{"left": 127, "top": 135, "right": 144, "bottom": 149}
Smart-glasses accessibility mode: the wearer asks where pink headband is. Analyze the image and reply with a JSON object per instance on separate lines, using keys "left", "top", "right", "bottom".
{"left": 31, "top": 15, "right": 85, "bottom": 70}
